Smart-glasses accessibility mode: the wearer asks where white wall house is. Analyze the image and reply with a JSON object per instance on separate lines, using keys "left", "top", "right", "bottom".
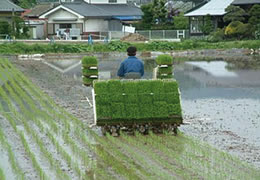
{"left": 39, "top": 0, "right": 142, "bottom": 39}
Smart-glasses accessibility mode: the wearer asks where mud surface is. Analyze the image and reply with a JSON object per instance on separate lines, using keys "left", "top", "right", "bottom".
{"left": 9, "top": 55, "right": 260, "bottom": 169}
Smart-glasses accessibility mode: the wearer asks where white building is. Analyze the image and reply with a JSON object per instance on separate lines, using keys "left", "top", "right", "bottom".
{"left": 38, "top": 0, "right": 143, "bottom": 39}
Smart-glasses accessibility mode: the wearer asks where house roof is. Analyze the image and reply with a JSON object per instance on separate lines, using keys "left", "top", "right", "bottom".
{"left": 0, "top": 0, "right": 24, "bottom": 12}
{"left": 40, "top": 1, "right": 143, "bottom": 18}
{"left": 24, "top": 3, "right": 58, "bottom": 18}
{"left": 185, "top": 0, "right": 234, "bottom": 16}
{"left": 232, "top": 0, "right": 260, "bottom": 5}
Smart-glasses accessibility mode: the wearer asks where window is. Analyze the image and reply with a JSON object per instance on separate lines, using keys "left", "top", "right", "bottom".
{"left": 190, "top": 17, "right": 203, "bottom": 33}
{"left": 109, "top": 0, "right": 117, "bottom": 3}
{"left": 60, "top": 24, "right": 72, "bottom": 29}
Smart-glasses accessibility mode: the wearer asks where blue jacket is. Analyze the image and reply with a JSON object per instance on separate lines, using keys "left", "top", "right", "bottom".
{"left": 117, "top": 56, "right": 144, "bottom": 77}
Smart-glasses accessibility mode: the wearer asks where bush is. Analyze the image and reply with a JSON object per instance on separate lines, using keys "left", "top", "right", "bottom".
{"left": 107, "top": 41, "right": 130, "bottom": 51}
{"left": 225, "top": 21, "right": 254, "bottom": 39}
{"left": 207, "top": 28, "right": 225, "bottom": 42}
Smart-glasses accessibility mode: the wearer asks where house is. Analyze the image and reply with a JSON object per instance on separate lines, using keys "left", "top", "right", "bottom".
{"left": 184, "top": 0, "right": 234, "bottom": 36}
{"left": 0, "top": 0, "right": 24, "bottom": 23}
{"left": 38, "top": 0, "right": 143, "bottom": 40}
{"left": 23, "top": 3, "right": 58, "bottom": 39}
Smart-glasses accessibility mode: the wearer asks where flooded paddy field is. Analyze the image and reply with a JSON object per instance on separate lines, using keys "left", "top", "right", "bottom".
{"left": 0, "top": 53, "right": 260, "bottom": 179}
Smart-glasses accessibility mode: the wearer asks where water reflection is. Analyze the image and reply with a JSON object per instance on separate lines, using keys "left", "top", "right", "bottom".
{"left": 174, "top": 61, "right": 260, "bottom": 100}
{"left": 42, "top": 58, "right": 260, "bottom": 100}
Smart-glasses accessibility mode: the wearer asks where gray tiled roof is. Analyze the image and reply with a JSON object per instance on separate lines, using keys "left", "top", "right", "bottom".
{"left": 25, "top": 3, "right": 58, "bottom": 17}
{"left": 232, "top": 0, "right": 260, "bottom": 5}
{"left": 62, "top": 1, "right": 143, "bottom": 17}
{"left": 0, "top": 0, "right": 24, "bottom": 12}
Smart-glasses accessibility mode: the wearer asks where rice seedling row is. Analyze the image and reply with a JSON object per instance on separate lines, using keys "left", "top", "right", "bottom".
{"left": 1, "top": 60, "right": 96, "bottom": 179}
{"left": 2, "top": 80, "right": 88, "bottom": 179}
{"left": 0, "top": 167, "right": 5, "bottom": 180}
{"left": 118, "top": 132, "right": 193, "bottom": 179}
{"left": 0, "top": 86, "right": 63, "bottom": 179}
{"left": 0, "top": 121, "right": 24, "bottom": 180}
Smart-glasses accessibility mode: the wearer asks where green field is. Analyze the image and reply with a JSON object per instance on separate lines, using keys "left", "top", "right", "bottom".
{"left": 0, "top": 40, "right": 260, "bottom": 54}
{"left": 0, "top": 58, "right": 259, "bottom": 179}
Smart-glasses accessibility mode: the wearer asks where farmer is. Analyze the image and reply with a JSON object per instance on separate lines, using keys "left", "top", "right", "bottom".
{"left": 117, "top": 46, "right": 144, "bottom": 79}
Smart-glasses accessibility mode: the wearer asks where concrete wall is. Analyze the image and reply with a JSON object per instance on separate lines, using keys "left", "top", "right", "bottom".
{"left": 84, "top": 19, "right": 109, "bottom": 32}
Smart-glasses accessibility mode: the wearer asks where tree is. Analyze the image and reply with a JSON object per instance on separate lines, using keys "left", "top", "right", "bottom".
{"left": 152, "top": 0, "right": 168, "bottom": 24}
{"left": 224, "top": 21, "right": 253, "bottom": 39}
{"left": 224, "top": 5, "right": 246, "bottom": 23}
{"left": 12, "top": 0, "right": 36, "bottom": 9}
{"left": 141, "top": 3, "right": 153, "bottom": 27}
{"left": 201, "top": 14, "right": 214, "bottom": 35}
{"left": 248, "top": 4, "right": 260, "bottom": 26}
{"left": 0, "top": 21, "right": 11, "bottom": 36}
{"left": 173, "top": 12, "right": 189, "bottom": 29}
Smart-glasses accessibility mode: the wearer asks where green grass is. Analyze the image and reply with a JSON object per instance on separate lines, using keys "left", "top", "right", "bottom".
{"left": 0, "top": 40, "right": 259, "bottom": 54}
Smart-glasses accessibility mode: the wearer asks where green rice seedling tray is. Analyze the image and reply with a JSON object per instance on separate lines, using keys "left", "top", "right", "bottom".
{"left": 93, "top": 79, "right": 183, "bottom": 126}
{"left": 155, "top": 54, "right": 173, "bottom": 65}
{"left": 81, "top": 56, "right": 99, "bottom": 86}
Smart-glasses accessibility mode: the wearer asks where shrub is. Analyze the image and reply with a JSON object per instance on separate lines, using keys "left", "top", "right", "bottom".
{"left": 107, "top": 41, "right": 130, "bottom": 51}
{"left": 207, "top": 28, "right": 225, "bottom": 42}
{"left": 225, "top": 21, "right": 254, "bottom": 39}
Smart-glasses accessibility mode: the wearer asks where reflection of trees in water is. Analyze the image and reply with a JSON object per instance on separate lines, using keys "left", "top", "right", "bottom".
{"left": 226, "top": 59, "right": 260, "bottom": 70}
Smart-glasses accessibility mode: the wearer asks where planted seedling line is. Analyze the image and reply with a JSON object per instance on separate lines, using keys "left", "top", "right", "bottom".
{"left": 163, "top": 133, "right": 260, "bottom": 179}
{"left": 3, "top": 82, "right": 85, "bottom": 180}
{"left": 18, "top": 131, "right": 48, "bottom": 180}
{"left": 139, "top": 132, "right": 211, "bottom": 178}
{"left": 0, "top": 83, "right": 72, "bottom": 180}
{"left": 3, "top": 69, "right": 94, "bottom": 179}
{"left": 0, "top": 123, "right": 25, "bottom": 180}
{"left": 105, "top": 132, "right": 168, "bottom": 179}
{"left": 90, "top": 134, "right": 147, "bottom": 179}
{"left": 1, "top": 63, "right": 91, "bottom": 156}
{"left": 7, "top": 77, "right": 92, "bottom": 173}
{"left": 2, "top": 60, "right": 93, "bottom": 177}
{"left": 165, "top": 133, "right": 257, "bottom": 178}
{"left": 0, "top": 167, "right": 5, "bottom": 180}
{"left": 119, "top": 132, "right": 193, "bottom": 179}
{"left": 0, "top": 88, "right": 60, "bottom": 180}
{"left": 105, "top": 133, "right": 171, "bottom": 179}
{"left": 153, "top": 133, "right": 234, "bottom": 179}
{"left": 73, "top": 127, "right": 136, "bottom": 179}
{"left": 128, "top": 132, "right": 200, "bottom": 179}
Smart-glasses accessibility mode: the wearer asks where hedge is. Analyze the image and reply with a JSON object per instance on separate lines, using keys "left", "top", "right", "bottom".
{"left": 94, "top": 79, "right": 182, "bottom": 124}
